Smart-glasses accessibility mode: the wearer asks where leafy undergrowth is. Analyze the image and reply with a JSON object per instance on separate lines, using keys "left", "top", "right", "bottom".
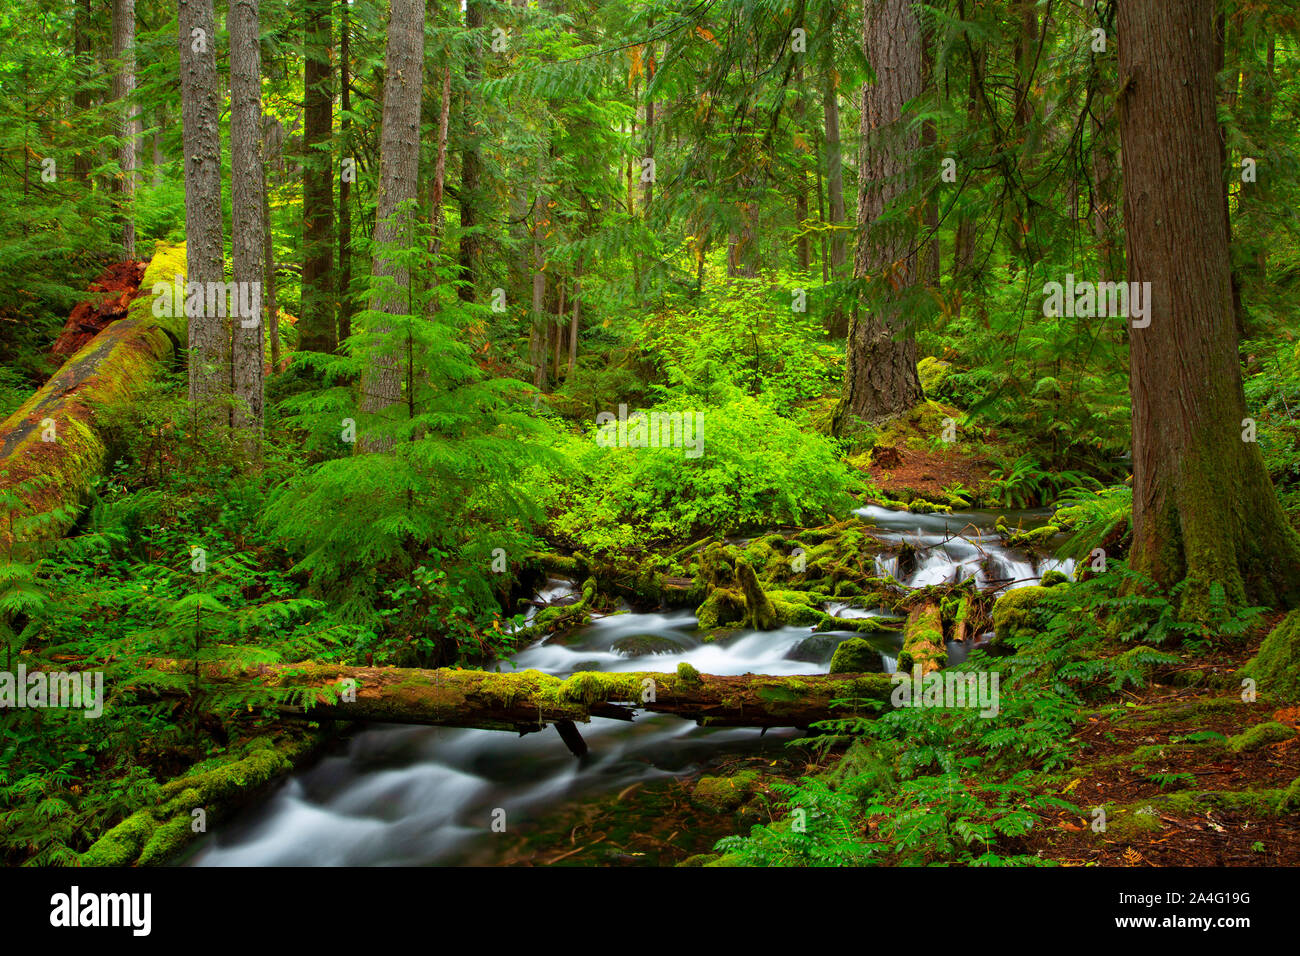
{"left": 693, "top": 571, "right": 1299, "bottom": 867}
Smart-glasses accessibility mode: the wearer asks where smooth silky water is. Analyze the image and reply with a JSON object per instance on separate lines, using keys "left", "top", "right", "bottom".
{"left": 181, "top": 507, "right": 1071, "bottom": 866}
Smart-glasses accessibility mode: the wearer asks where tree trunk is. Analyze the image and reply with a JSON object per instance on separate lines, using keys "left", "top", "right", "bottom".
{"left": 838, "top": 0, "right": 925, "bottom": 428}
{"left": 73, "top": 0, "right": 92, "bottom": 183}
{"left": 358, "top": 0, "right": 424, "bottom": 452}
{"left": 230, "top": 0, "right": 266, "bottom": 448}
{"left": 300, "top": 0, "right": 336, "bottom": 353}
{"left": 178, "top": 0, "right": 228, "bottom": 420}
{"left": 424, "top": 64, "right": 451, "bottom": 317}
{"left": 457, "top": 0, "right": 484, "bottom": 303}
{"left": 1117, "top": 0, "right": 1300, "bottom": 615}
{"left": 823, "top": 74, "right": 848, "bottom": 335}
{"left": 112, "top": 0, "right": 137, "bottom": 258}
{"left": 338, "top": 0, "right": 354, "bottom": 343}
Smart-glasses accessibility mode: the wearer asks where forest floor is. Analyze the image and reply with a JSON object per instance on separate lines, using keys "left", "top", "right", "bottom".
{"left": 865, "top": 442, "right": 994, "bottom": 502}
{"left": 1026, "top": 621, "right": 1300, "bottom": 867}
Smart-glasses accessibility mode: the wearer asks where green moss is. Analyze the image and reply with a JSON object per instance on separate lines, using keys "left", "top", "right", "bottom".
{"left": 1039, "top": 569, "right": 1070, "bottom": 588}
{"left": 1240, "top": 610, "right": 1300, "bottom": 702}
{"left": 678, "top": 853, "right": 719, "bottom": 867}
{"left": 676, "top": 661, "right": 701, "bottom": 684}
{"left": 137, "top": 813, "right": 196, "bottom": 867}
{"left": 1226, "top": 721, "right": 1296, "bottom": 753}
{"left": 991, "top": 585, "right": 1052, "bottom": 645}
{"left": 691, "top": 770, "right": 760, "bottom": 813}
{"left": 917, "top": 356, "right": 952, "bottom": 396}
{"left": 696, "top": 587, "right": 745, "bottom": 629}
{"left": 81, "top": 809, "right": 158, "bottom": 867}
{"left": 829, "top": 637, "right": 880, "bottom": 674}
{"left": 555, "top": 671, "right": 643, "bottom": 705}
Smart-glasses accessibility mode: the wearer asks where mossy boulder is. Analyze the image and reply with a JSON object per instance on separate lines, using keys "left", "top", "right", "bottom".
{"left": 917, "top": 356, "right": 953, "bottom": 397}
{"left": 1039, "top": 569, "right": 1071, "bottom": 588}
{"left": 829, "top": 637, "right": 882, "bottom": 674}
{"left": 787, "top": 634, "right": 853, "bottom": 665}
{"left": 691, "top": 770, "right": 760, "bottom": 813}
{"left": 991, "top": 585, "right": 1052, "bottom": 645}
{"left": 696, "top": 587, "right": 746, "bottom": 629}
{"left": 611, "top": 634, "right": 682, "bottom": 657}
{"left": 1240, "top": 610, "right": 1300, "bottom": 702}
{"left": 1226, "top": 721, "right": 1297, "bottom": 754}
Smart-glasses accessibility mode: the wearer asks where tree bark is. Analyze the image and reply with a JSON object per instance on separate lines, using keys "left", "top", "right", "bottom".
{"left": 838, "top": 0, "right": 925, "bottom": 428}
{"left": 230, "top": 0, "right": 266, "bottom": 447}
{"left": 338, "top": 0, "right": 354, "bottom": 343}
{"left": 112, "top": 0, "right": 138, "bottom": 258}
{"left": 823, "top": 73, "right": 848, "bottom": 335}
{"left": 358, "top": 0, "right": 424, "bottom": 451}
{"left": 178, "top": 0, "right": 228, "bottom": 420}
{"left": 1117, "top": 0, "right": 1300, "bottom": 614}
{"left": 300, "top": 0, "right": 336, "bottom": 353}
{"left": 73, "top": 0, "right": 92, "bottom": 183}
{"left": 458, "top": 0, "right": 484, "bottom": 303}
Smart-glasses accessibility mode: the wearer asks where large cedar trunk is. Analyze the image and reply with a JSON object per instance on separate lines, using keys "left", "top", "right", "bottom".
{"left": 111, "top": 0, "right": 137, "bottom": 258}
{"left": 1117, "top": 0, "right": 1300, "bottom": 614}
{"left": 230, "top": 0, "right": 266, "bottom": 444}
{"left": 839, "top": 0, "right": 924, "bottom": 427}
{"left": 300, "top": 0, "right": 336, "bottom": 353}
{"left": 178, "top": 0, "right": 228, "bottom": 418}
{"left": 357, "top": 0, "right": 424, "bottom": 451}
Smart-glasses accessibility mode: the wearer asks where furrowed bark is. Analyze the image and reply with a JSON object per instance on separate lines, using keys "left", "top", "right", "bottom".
{"left": 0, "top": 244, "right": 187, "bottom": 545}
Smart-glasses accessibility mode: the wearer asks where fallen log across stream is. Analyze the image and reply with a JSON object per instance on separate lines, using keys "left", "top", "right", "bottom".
{"left": 131, "top": 657, "right": 896, "bottom": 735}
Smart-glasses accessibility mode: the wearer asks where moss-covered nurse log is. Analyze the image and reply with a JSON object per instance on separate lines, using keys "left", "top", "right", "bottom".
{"left": 135, "top": 658, "right": 896, "bottom": 733}
{"left": 0, "top": 242, "right": 187, "bottom": 545}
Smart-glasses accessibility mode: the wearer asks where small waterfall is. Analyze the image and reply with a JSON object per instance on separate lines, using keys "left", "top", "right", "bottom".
{"left": 188, "top": 506, "right": 1069, "bottom": 866}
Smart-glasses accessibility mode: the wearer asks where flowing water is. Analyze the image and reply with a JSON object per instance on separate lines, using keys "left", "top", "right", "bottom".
{"left": 182, "top": 507, "right": 1072, "bottom": 866}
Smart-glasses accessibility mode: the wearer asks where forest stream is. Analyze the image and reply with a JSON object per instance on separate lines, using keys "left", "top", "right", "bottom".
{"left": 180, "top": 506, "right": 1074, "bottom": 866}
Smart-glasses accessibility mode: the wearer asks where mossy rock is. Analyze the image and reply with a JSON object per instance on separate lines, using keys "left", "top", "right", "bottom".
{"left": 1099, "top": 804, "right": 1165, "bottom": 840}
{"left": 695, "top": 587, "right": 745, "bottom": 630}
{"left": 611, "top": 634, "right": 683, "bottom": 657}
{"left": 1039, "top": 569, "right": 1071, "bottom": 588}
{"left": 1240, "top": 610, "right": 1300, "bottom": 702}
{"left": 786, "top": 634, "right": 853, "bottom": 665}
{"left": 1281, "top": 776, "right": 1300, "bottom": 812}
{"left": 829, "top": 637, "right": 883, "bottom": 674}
{"left": 917, "top": 356, "right": 952, "bottom": 396}
{"left": 678, "top": 853, "right": 719, "bottom": 867}
{"left": 770, "top": 597, "right": 828, "bottom": 627}
{"left": 1226, "top": 721, "right": 1296, "bottom": 754}
{"left": 876, "top": 400, "right": 963, "bottom": 451}
{"left": 691, "top": 770, "right": 760, "bottom": 813}
{"left": 991, "top": 585, "right": 1052, "bottom": 645}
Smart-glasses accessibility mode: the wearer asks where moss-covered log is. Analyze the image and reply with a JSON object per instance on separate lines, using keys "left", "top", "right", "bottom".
{"left": 898, "top": 602, "right": 946, "bottom": 674}
{"left": 0, "top": 243, "right": 187, "bottom": 544}
{"left": 133, "top": 658, "right": 895, "bottom": 732}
